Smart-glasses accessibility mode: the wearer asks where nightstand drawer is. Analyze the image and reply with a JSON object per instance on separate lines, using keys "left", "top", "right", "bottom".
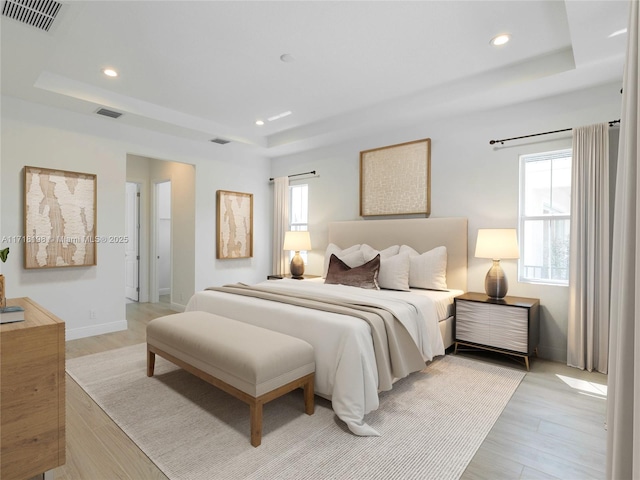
{"left": 456, "top": 301, "right": 529, "bottom": 353}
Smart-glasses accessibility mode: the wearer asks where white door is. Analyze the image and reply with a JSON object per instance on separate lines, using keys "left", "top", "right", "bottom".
{"left": 125, "top": 182, "right": 140, "bottom": 301}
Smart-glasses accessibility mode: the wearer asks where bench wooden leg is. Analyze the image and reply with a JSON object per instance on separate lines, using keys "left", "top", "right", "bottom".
{"left": 147, "top": 345, "right": 315, "bottom": 447}
{"left": 303, "top": 375, "right": 315, "bottom": 415}
{"left": 147, "top": 348, "right": 155, "bottom": 377}
{"left": 250, "top": 401, "right": 263, "bottom": 447}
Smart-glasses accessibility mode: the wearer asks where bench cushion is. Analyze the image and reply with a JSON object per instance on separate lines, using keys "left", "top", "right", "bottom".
{"left": 147, "top": 311, "right": 315, "bottom": 397}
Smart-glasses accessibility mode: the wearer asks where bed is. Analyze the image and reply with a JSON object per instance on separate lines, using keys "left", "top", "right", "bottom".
{"left": 185, "top": 217, "right": 467, "bottom": 436}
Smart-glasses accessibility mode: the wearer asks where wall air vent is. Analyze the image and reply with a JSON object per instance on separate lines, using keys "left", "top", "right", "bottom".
{"left": 2, "top": 0, "right": 62, "bottom": 32}
{"left": 95, "top": 108, "right": 123, "bottom": 119}
{"left": 210, "top": 138, "right": 231, "bottom": 145}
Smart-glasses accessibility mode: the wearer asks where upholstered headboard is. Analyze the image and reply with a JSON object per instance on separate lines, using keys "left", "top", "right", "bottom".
{"left": 328, "top": 217, "right": 468, "bottom": 291}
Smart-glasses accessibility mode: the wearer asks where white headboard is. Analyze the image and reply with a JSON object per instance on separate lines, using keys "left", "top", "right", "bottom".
{"left": 328, "top": 217, "right": 468, "bottom": 291}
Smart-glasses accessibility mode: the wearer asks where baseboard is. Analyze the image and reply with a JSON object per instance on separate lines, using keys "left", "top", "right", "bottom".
{"left": 159, "top": 288, "right": 170, "bottom": 296}
{"left": 66, "top": 319, "right": 128, "bottom": 341}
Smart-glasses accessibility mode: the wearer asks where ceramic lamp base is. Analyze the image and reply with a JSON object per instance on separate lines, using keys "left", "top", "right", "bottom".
{"left": 290, "top": 252, "right": 305, "bottom": 279}
{"left": 485, "top": 259, "right": 508, "bottom": 299}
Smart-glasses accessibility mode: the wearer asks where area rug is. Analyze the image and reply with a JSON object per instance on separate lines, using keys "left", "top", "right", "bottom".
{"left": 66, "top": 344, "right": 525, "bottom": 480}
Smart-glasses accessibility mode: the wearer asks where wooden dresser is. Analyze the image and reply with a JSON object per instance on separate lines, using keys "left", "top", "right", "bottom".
{"left": 1, "top": 297, "right": 65, "bottom": 480}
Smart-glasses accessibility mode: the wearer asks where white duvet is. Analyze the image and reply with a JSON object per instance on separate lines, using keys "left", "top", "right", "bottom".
{"left": 185, "top": 279, "right": 446, "bottom": 436}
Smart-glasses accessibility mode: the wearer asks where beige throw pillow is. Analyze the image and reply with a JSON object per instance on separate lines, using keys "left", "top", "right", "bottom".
{"left": 378, "top": 252, "right": 411, "bottom": 291}
{"left": 400, "top": 245, "right": 448, "bottom": 290}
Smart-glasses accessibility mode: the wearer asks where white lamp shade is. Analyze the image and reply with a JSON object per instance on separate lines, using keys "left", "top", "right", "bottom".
{"left": 283, "top": 231, "right": 311, "bottom": 251}
{"left": 475, "top": 229, "right": 519, "bottom": 259}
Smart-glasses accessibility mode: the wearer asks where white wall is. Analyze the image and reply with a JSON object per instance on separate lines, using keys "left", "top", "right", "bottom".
{"left": 157, "top": 181, "right": 171, "bottom": 295}
{"left": 1, "top": 95, "right": 271, "bottom": 339}
{"left": 270, "top": 82, "right": 622, "bottom": 363}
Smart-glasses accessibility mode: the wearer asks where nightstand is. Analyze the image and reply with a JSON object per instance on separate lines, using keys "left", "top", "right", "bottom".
{"left": 454, "top": 292, "right": 540, "bottom": 370}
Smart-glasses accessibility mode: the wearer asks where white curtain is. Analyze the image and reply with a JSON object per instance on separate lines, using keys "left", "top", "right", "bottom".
{"left": 272, "top": 176, "right": 289, "bottom": 275}
{"left": 567, "top": 123, "right": 610, "bottom": 373}
{"left": 607, "top": 0, "right": 640, "bottom": 478}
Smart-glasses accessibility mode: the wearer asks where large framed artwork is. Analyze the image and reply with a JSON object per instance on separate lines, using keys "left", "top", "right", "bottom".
{"left": 216, "top": 190, "right": 253, "bottom": 259}
{"left": 360, "top": 138, "right": 431, "bottom": 217}
{"left": 24, "top": 166, "right": 97, "bottom": 269}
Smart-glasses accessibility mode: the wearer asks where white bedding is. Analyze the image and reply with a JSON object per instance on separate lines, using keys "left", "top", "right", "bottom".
{"left": 185, "top": 279, "right": 451, "bottom": 436}
{"left": 409, "top": 288, "right": 464, "bottom": 321}
{"left": 305, "top": 277, "right": 462, "bottom": 322}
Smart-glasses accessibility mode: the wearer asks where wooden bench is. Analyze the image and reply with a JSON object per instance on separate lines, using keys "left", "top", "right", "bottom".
{"left": 146, "top": 311, "right": 315, "bottom": 447}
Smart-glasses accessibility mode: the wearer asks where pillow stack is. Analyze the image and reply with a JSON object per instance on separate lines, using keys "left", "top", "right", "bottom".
{"left": 323, "top": 243, "right": 447, "bottom": 291}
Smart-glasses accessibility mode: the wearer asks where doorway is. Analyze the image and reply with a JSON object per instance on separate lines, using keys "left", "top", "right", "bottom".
{"left": 125, "top": 182, "right": 140, "bottom": 302}
{"left": 127, "top": 153, "right": 195, "bottom": 307}
{"left": 154, "top": 181, "right": 171, "bottom": 304}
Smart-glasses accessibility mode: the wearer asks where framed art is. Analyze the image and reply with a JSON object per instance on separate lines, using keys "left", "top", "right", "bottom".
{"left": 216, "top": 190, "right": 253, "bottom": 259}
{"left": 24, "top": 166, "right": 97, "bottom": 268}
{"left": 359, "top": 138, "right": 431, "bottom": 217}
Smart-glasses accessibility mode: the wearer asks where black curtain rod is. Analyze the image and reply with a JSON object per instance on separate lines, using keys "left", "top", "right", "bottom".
{"left": 489, "top": 119, "right": 620, "bottom": 145}
{"left": 269, "top": 170, "right": 316, "bottom": 182}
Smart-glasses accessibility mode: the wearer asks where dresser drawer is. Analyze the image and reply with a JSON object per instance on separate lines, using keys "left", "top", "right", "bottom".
{"left": 456, "top": 300, "right": 529, "bottom": 353}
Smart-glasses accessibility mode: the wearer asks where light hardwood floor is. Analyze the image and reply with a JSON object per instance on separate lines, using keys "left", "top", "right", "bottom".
{"left": 55, "top": 302, "right": 607, "bottom": 480}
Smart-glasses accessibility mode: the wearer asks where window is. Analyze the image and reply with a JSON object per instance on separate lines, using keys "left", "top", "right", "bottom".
{"left": 519, "top": 149, "right": 572, "bottom": 285}
{"left": 289, "top": 184, "right": 308, "bottom": 262}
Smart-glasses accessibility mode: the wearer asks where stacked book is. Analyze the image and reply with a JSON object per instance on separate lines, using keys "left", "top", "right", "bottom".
{"left": 0, "top": 306, "right": 25, "bottom": 324}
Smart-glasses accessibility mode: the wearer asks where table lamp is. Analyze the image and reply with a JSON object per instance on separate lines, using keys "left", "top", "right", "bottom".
{"left": 283, "top": 231, "right": 311, "bottom": 279}
{"left": 475, "top": 228, "right": 519, "bottom": 299}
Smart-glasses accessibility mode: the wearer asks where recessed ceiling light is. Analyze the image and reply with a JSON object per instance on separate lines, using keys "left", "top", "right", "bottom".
{"left": 490, "top": 34, "right": 511, "bottom": 47}
{"left": 255, "top": 120, "right": 264, "bottom": 126}
{"left": 608, "top": 28, "right": 627, "bottom": 38}
{"left": 102, "top": 68, "right": 118, "bottom": 77}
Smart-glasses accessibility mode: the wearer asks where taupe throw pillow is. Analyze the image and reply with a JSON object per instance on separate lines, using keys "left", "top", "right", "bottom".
{"left": 324, "top": 253, "right": 380, "bottom": 290}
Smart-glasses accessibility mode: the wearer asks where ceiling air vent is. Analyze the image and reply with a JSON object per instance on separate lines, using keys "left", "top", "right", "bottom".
{"left": 95, "top": 108, "right": 123, "bottom": 119}
{"left": 210, "top": 138, "right": 231, "bottom": 145}
{"left": 2, "top": 0, "right": 62, "bottom": 32}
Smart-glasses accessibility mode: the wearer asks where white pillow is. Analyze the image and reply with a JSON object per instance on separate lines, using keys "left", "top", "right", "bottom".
{"left": 378, "top": 252, "right": 411, "bottom": 291}
{"left": 323, "top": 244, "right": 362, "bottom": 278}
{"left": 400, "top": 245, "right": 448, "bottom": 290}
{"left": 360, "top": 244, "right": 400, "bottom": 262}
